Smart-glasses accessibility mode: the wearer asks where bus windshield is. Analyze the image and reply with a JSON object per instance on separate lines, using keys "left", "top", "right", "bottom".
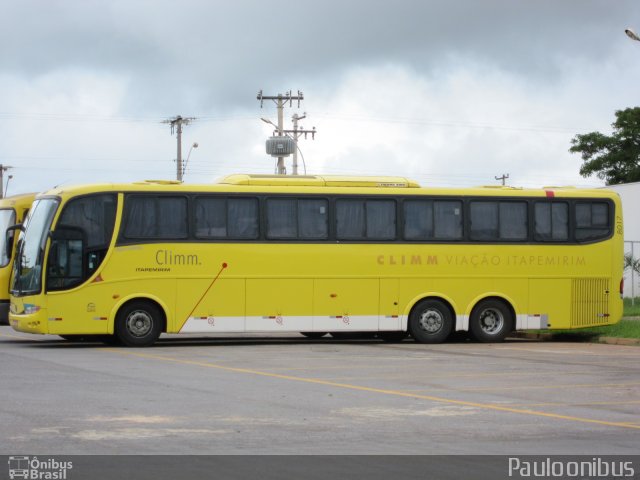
{"left": 0, "top": 209, "right": 16, "bottom": 267}
{"left": 11, "top": 198, "right": 59, "bottom": 296}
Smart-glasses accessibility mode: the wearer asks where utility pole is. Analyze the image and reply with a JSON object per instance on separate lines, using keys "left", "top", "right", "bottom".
{"left": 257, "top": 90, "right": 304, "bottom": 174}
{"left": 495, "top": 173, "right": 509, "bottom": 186}
{"left": 283, "top": 113, "right": 316, "bottom": 175}
{"left": 0, "top": 165, "right": 11, "bottom": 198}
{"left": 162, "top": 116, "right": 195, "bottom": 181}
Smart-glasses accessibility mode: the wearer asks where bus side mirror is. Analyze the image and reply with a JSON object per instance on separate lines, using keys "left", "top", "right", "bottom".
{"left": 5, "top": 224, "right": 24, "bottom": 260}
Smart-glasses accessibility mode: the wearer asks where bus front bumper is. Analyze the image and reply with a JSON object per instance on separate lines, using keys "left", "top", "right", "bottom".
{"left": 9, "top": 304, "right": 48, "bottom": 335}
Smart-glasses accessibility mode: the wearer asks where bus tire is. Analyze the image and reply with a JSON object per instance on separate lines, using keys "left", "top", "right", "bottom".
{"left": 469, "top": 299, "right": 513, "bottom": 343}
{"left": 378, "top": 331, "right": 407, "bottom": 342}
{"left": 115, "top": 300, "right": 163, "bottom": 347}
{"left": 300, "top": 332, "right": 327, "bottom": 339}
{"left": 408, "top": 299, "right": 453, "bottom": 344}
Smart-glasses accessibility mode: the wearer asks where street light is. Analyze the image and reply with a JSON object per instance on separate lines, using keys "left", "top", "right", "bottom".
{"left": 260, "top": 117, "right": 279, "bottom": 132}
{"left": 4, "top": 175, "right": 12, "bottom": 197}
{"left": 182, "top": 142, "right": 199, "bottom": 179}
{"left": 625, "top": 28, "right": 640, "bottom": 42}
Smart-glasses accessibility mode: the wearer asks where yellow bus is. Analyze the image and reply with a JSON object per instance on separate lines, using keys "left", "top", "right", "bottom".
{"left": 8, "top": 175, "right": 623, "bottom": 347}
{"left": 0, "top": 193, "right": 35, "bottom": 324}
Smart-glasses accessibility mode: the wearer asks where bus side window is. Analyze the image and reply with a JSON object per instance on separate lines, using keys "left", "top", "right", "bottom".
{"left": 336, "top": 199, "right": 365, "bottom": 240}
{"left": 534, "top": 202, "right": 568, "bottom": 241}
{"left": 434, "top": 200, "right": 462, "bottom": 240}
{"left": 55, "top": 193, "right": 117, "bottom": 283}
{"left": 298, "top": 199, "right": 328, "bottom": 240}
{"left": 336, "top": 199, "right": 395, "bottom": 241}
{"left": 470, "top": 202, "right": 498, "bottom": 240}
{"left": 194, "top": 197, "right": 258, "bottom": 240}
{"left": 403, "top": 199, "right": 464, "bottom": 242}
{"left": 124, "top": 196, "right": 187, "bottom": 239}
{"left": 194, "top": 197, "right": 227, "bottom": 238}
{"left": 366, "top": 200, "right": 396, "bottom": 240}
{"left": 227, "top": 198, "right": 259, "bottom": 239}
{"left": 499, "top": 202, "right": 527, "bottom": 241}
{"left": 575, "top": 202, "right": 610, "bottom": 241}
{"left": 266, "top": 198, "right": 328, "bottom": 240}
{"left": 267, "top": 198, "right": 297, "bottom": 239}
{"left": 403, "top": 200, "right": 434, "bottom": 240}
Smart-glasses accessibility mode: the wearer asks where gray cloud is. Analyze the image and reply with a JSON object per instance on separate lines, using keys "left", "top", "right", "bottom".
{"left": 2, "top": 0, "right": 638, "bottom": 113}
{"left": 1, "top": 1, "right": 639, "bottom": 193}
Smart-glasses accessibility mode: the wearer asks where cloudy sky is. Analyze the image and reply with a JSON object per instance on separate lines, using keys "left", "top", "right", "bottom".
{"left": 1, "top": 0, "right": 639, "bottom": 194}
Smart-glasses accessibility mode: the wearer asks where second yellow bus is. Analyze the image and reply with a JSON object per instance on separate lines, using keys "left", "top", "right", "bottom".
{"left": 0, "top": 193, "right": 35, "bottom": 324}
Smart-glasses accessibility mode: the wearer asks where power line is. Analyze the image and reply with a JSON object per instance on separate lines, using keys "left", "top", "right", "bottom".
{"left": 0, "top": 112, "right": 255, "bottom": 124}
{"left": 312, "top": 112, "right": 602, "bottom": 134}
{"left": 0, "top": 109, "right": 606, "bottom": 134}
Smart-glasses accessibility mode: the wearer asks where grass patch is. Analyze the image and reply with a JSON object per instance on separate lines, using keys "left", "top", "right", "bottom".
{"left": 623, "top": 297, "right": 640, "bottom": 317}
{"left": 527, "top": 319, "right": 640, "bottom": 340}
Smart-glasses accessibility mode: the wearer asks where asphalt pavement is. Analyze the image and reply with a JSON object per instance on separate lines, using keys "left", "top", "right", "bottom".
{"left": 1, "top": 327, "right": 639, "bottom": 455}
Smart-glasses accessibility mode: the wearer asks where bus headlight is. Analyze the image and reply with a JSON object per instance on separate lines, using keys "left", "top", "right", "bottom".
{"left": 24, "top": 304, "right": 41, "bottom": 314}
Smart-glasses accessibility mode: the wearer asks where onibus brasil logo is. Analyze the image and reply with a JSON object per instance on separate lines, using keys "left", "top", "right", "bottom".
{"left": 8, "top": 456, "right": 72, "bottom": 479}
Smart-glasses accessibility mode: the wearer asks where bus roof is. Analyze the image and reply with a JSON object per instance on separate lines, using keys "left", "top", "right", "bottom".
{"left": 218, "top": 174, "right": 421, "bottom": 188}
{"left": 34, "top": 176, "right": 620, "bottom": 200}
{"left": 0, "top": 192, "right": 37, "bottom": 208}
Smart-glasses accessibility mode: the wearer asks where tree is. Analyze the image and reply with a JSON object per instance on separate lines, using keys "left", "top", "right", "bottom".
{"left": 570, "top": 107, "right": 640, "bottom": 185}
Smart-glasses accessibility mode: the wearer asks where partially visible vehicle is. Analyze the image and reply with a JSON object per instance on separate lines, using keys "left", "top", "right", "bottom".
{"left": 0, "top": 193, "right": 35, "bottom": 324}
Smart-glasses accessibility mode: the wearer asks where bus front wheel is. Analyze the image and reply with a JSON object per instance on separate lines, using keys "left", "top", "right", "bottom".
{"left": 408, "top": 299, "right": 453, "bottom": 344}
{"left": 115, "top": 301, "right": 163, "bottom": 347}
{"left": 469, "top": 299, "right": 513, "bottom": 343}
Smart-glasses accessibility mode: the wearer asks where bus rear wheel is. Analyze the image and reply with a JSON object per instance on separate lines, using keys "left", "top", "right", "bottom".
{"left": 469, "top": 299, "right": 513, "bottom": 343}
{"left": 115, "top": 301, "right": 163, "bottom": 347}
{"left": 408, "top": 299, "right": 453, "bottom": 344}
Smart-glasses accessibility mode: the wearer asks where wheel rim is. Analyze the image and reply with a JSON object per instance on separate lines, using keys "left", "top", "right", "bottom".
{"left": 478, "top": 308, "right": 504, "bottom": 335}
{"left": 418, "top": 308, "right": 444, "bottom": 334}
{"left": 126, "top": 310, "right": 153, "bottom": 337}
